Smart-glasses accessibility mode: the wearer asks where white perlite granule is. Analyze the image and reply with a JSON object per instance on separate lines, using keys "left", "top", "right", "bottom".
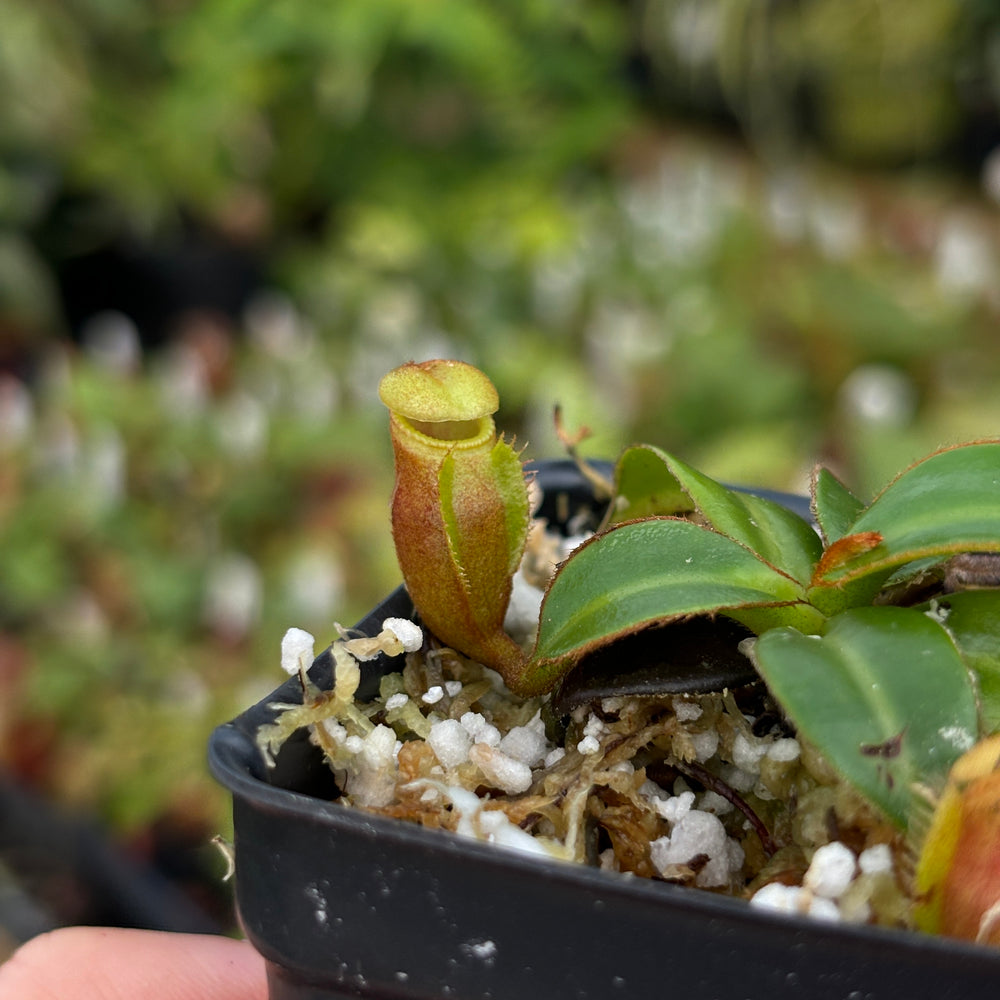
{"left": 671, "top": 697, "right": 703, "bottom": 722}
{"left": 732, "top": 732, "right": 768, "bottom": 772}
{"left": 423, "top": 783, "right": 561, "bottom": 858}
{"left": 427, "top": 719, "right": 473, "bottom": 769}
{"left": 688, "top": 728, "right": 719, "bottom": 762}
{"left": 583, "top": 713, "right": 608, "bottom": 740}
{"left": 460, "top": 712, "right": 501, "bottom": 747}
{"left": 281, "top": 627, "right": 315, "bottom": 675}
{"left": 858, "top": 843, "right": 893, "bottom": 876}
{"left": 382, "top": 617, "right": 424, "bottom": 652}
{"left": 469, "top": 743, "right": 533, "bottom": 795}
{"left": 718, "top": 761, "right": 757, "bottom": 794}
{"left": 421, "top": 685, "right": 445, "bottom": 705}
{"left": 749, "top": 882, "right": 841, "bottom": 922}
{"left": 343, "top": 725, "right": 401, "bottom": 808}
{"left": 804, "top": 841, "right": 857, "bottom": 899}
{"left": 650, "top": 809, "right": 744, "bottom": 888}
{"left": 765, "top": 737, "right": 800, "bottom": 763}
{"left": 503, "top": 570, "right": 546, "bottom": 645}
{"left": 321, "top": 718, "right": 347, "bottom": 743}
{"left": 577, "top": 713, "right": 609, "bottom": 755}
{"left": 498, "top": 714, "right": 550, "bottom": 767}
{"left": 697, "top": 790, "right": 733, "bottom": 816}
{"left": 385, "top": 693, "right": 409, "bottom": 711}
{"left": 749, "top": 841, "right": 875, "bottom": 924}
{"left": 644, "top": 787, "right": 695, "bottom": 824}
{"left": 338, "top": 618, "right": 424, "bottom": 661}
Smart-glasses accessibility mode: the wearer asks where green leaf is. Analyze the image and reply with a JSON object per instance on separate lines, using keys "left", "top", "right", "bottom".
{"left": 753, "top": 607, "right": 980, "bottom": 829}
{"left": 812, "top": 466, "right": 864, "bottom": 543}
{"left": 523, "top": 517, "right": 821, "bottom": 692}
{"left": 609, "top": 445, "right": 822, "bottom": 584}
{"left": 934, "top": 590, "right": 1000, "bottom": 734}
{"left": 817, "top": 441, "right": 1000, "bottom": 586}
{"left": 606, "top": 444, "right": 694, "bottom": 522}
{"left": 732, "top": 492, "right": 824, "bottom": 586}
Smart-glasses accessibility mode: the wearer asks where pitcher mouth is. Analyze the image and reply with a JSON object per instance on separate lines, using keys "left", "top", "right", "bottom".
{"left": 399, "top": 413, "right": 493, "bottom": 446}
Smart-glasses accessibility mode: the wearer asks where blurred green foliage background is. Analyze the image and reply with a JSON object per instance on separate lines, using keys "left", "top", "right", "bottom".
{"left": 3, "top": 0, "right": 1000, "bottom": 932}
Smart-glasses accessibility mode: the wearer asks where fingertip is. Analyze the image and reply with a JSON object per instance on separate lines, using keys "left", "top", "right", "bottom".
{"left": 0, "top": 927, "right": 268, "bottom": 1000}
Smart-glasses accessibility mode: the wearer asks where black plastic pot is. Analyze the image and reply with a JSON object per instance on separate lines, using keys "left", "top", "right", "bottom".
{"left": 209, "top": 461, "right": 1000, "bottom": 1000}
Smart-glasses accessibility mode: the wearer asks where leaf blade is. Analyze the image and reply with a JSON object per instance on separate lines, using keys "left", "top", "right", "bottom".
{"left": 812, "top": 466, "right": 865, "bottom": 544}
{"left": 606, "top": 443, "right": 694, "bottom": 522}
{"left": 610, "top": 445, "right": 822, "bottom": 584}
{"left": 522, "top": 518, "right": 818, "bottom": 692}
{"left": 935, "top": 590, "right": 1000, "bottom": 734}
{"left": 753, "top": 607, "right": 980, "bottom": 828}
{"left": 817, "top": 441, "right": 1000, "bottom": 586}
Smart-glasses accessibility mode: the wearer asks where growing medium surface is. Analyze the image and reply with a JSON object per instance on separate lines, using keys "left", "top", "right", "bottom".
{"left": 262, "top": 415, "right": 1000, "bottom": 943}
{"left": 264, "top": 581, "right": 912, "bottom": 933}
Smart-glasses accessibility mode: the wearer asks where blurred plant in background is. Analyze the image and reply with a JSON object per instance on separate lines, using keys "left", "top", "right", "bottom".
{"left": 636, "top": 0, "right": 1000, "bottom": 165}
{"left": 0, "top": 313, "right": 401, "bottom": 824}
{"left": 3, "top": 0, "right": 1000, "bottom": 936}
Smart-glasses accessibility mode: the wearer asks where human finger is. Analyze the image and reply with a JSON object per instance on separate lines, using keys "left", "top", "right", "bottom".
{"left": 0, "top": 926, "right": 267, "bottom": 1000}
